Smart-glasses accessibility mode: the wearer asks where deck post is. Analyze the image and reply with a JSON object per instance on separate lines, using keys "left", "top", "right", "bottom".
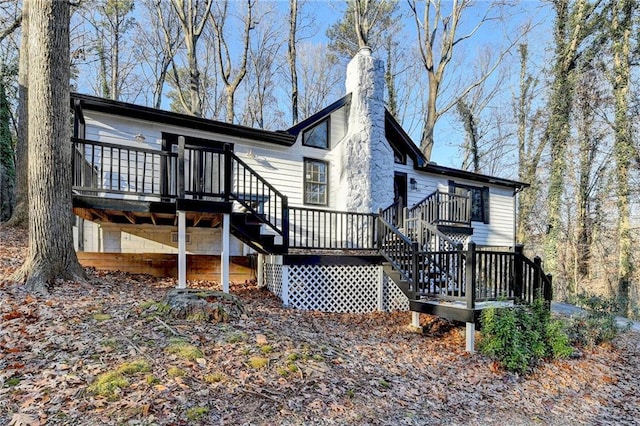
{"left": 257, "top": 253, "right": 264, "bottom": 287}
{"left": 177, "top": 211, "right": 186, "bottom": 289}
{"left": 221, "top": 213, "right": 230, "bottom": 293}
{"left": 514, "top": 244, "right": 524, "bottom": 302}
{"left": 281, "top": 265, "right": 290, "bottom": 306}
{"left": 465, "top": 241, "right": 477, "bottom": 310}
{"left": 465, "top": 322, "right": 475, "bottom": 353}
{"left": 411, "top": 311, "right": 420, "bottom": 328}
{"left": 377, "top": 266, "right": 384, "bottom": 311}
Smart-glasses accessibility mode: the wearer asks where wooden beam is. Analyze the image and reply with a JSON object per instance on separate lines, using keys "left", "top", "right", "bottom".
{"left": 150, "top": 213, "right": 157, "bottom": 226}
{"left": 192, "top": 212, "right": 203, "bottom": 227}
{"left": 123, "top": 211, "right": 137, "bottom": 225}
{"left": 90, "top": 209, "right": 110, "bottom": 222}
{"left": 210, "top": 216, "right": 222, "bottom": 228}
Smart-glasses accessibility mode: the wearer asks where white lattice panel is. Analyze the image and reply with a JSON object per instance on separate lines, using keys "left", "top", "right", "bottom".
{"left": 287, "top": 265, "right": 380, "bottom": 313}
{"left": 264, "top": 264, "right": 283, "bottom": 298}
{"left": 443, "top": 232, "right": 470, "bottom": 248}
{"left": 382, "top": 275, "right": 410, "bottom": 312}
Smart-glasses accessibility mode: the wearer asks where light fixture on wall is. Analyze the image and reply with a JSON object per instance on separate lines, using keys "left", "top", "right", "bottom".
{"left": 134, "top": 133, "right": 146, "bottom": 142}
{"left": 409, "top": 178, "right": 417, "bottom": 191}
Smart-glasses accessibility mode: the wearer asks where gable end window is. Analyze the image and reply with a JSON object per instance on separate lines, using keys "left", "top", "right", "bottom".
{"left": 449, "top": 181, "right": 490, "bottom": 224}
{"left": 302, "top": 118, "right": 329, "bottom": 149}
{"left": 304, "top": 158, "right": 328, "bottom": 206}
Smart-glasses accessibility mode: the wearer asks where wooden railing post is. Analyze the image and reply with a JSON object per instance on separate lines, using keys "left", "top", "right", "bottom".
{"left": 545, "top": 273, "right": 553, "bottom": 303}
{"left": 281, "top": 196, "right": 289, "bottom": 252}
{"left": 514, "top": 244, "right": 524, "bottom": 303}
{"left": 223, "top": 144, "right": 232, "bottom": 202}
{"left": 411, "top": 241, "right": 420, "bottom": 293}
{"left": 177, "top": 136, "right": 185, "bottom": 199}
{"left": 533, "top": 256, "right": 542, "bottom": 303}
{"left": 465, "top": 241, "right": 477, "bottom": 309}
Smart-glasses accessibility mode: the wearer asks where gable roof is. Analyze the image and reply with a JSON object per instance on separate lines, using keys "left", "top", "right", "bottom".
{"left": 286, "top": 94, "right": 352, "bottom": 136}
{"left": 71, "top": 93, "right": 297, "bottom": 146}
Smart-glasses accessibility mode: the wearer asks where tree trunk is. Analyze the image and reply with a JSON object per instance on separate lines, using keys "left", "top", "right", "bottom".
{"left": 611, "top": 0, "right": 634, "bottom": 315}
{"left": 13, "top": 0, "right": 85, "bottom": 294}
{"left": 6, "top": 0, "right": 29, "bottom": 227}
{"left": 0, "top": 81, "right": 15, "bottom": 222}
{"left": 288, "top": 0, "right": 298, "bottom": 125}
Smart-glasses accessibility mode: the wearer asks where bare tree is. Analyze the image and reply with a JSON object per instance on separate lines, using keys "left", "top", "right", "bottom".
{"left": 408, "top": 0, "right": 522, "bottom": 160}
{"left": 288, "top": 0, "right": 299, "bottom": 124}
{"left": 14, "top": 0, "right": 85, "bottom": 293}
{"left": 297, "top": 42, "right": 344, "bottom": 118}
{"left": 6, "top": 0, "right": 28, "bottom": 227}
{"left": 169, "top": 0, "right": 213, "bottom": 117}
{"left": 209, "top": 0, "right": 254, "bottom": 124}
{"left": 135, "top": 0, "right": 183, "bottom": 109}
{"left": 78, "top": 0, "right": 136, "bottom": 101}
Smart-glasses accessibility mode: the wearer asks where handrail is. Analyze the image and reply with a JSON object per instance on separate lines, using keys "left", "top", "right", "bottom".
{"left": 407, "top": 190, "right": 471, "bottom": 226}
{"left": 72, "top": 137, "right": 177, "bottom": 198}
{"left": 377, "top": 215, "right": 418, "bottom": 290}
{"left": 289, "top": 206, "right": 376, "bottom": 250}
{"left": 404, "top": 217, "right": 458, "bottom": 251}
{"left": 227, "top": 146, "right": 289, "bottom": 249}
{"left": 379, "top": 200, "right": 402, "bottom": 227}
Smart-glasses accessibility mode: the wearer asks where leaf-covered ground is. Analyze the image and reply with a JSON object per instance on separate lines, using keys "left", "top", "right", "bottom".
{"left": 1, "top": 227, "right": 639, "bottom": 425}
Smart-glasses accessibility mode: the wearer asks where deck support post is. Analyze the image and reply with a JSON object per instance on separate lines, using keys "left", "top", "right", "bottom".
{"left": 377, "top": 266, "right": 384, "bottom": 311}
{"left": 465, "top": 322, "right": 475, "bottom": 353}
{"left": 281, "top": 265, "right": 289, "bottom": 306}
{"left": 257, "top": 253, "right": 264, "bottom": 287}
{"left": 177, "top": 210, "right": 186, "bottom": 289}
{"left": 221, "top": 213, "right": 230, "bottom": 293}
{"left": 411, "top": 311, "right": 420, "bottom": 328}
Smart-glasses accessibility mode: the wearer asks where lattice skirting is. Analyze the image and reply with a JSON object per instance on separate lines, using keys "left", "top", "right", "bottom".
{"left": 262, "top": 260, "right": 409, "bottom": 313}
{"left": 264, "top": 263, "right": 284, "bottom": 299}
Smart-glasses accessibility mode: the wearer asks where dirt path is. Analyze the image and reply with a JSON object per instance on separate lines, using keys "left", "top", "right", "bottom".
{"left": 1, "top": 226, "right": 639, "bottom": 425}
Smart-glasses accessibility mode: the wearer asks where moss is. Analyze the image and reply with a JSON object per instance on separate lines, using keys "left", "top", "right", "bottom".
{"left": 287, "top": 363, "right": 298, "bottom": 373}
{"left": 145, "top": 374, "right": 159, "bottom": 385}
{"left": 312, "top": 354, "right": 324, "bottom": 361}
{"left": 5, "top": 377, "right": 21, "bottom": 387}
{"left": 277, "top": 367, "right": 289, "bottom": 376}
{"left": 186, "top": 406, "right": 209, "bottom": 421}
{"left": 248, "top": 356, "right": 269, "bottom": 369}
{"left": 92, "top": 313, "right": 111, "bottom": 321}
{"left": 186, "top": 312, "right": 208, "bottom": 321}
{"left": 88, "top": 371, "right": 129, "bottom": 399}
{"left": 204, "top": 372, "right": 225, "bottom": 383}
{"left": 117, "top": 360, "right": 151, "bottom": 375}
{"left": 287, "top": 352, "right": 299, "bottom": 362}
{"left": 225, "top": 332, "right": 248, "bottom": 343}
{"left": 260, "top": 345, "right": 273, "bottom": 354}
{"left": 165, "top": 340, "right": 203, "bottom": 361}
{"left": 379, "top": 379, "right": 390, "bottom": 389}
{"left": 167, "top": 367, "right": 186, "bottom": 377}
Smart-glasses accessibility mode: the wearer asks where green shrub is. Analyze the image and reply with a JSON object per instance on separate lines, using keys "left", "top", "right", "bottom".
{"left": 479, "top": 297, "right": 573, "bottom": 374}
{"left": 566, "top": 292, "right": 629, "bottom": 348}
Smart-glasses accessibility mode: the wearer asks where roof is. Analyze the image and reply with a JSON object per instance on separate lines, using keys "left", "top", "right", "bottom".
{"left": 71, "top": 93, "right": 297, "bottom": 146}
{"left": 287, "top": 94, "right": 352, "bottom": 136}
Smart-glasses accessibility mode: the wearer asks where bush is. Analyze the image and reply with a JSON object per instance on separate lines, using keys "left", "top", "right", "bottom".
{"left": 566, "top": 292, "right": 629, "bottom": 348}
{"left": 479, "top": 297, "right": 573, "bottom": 374}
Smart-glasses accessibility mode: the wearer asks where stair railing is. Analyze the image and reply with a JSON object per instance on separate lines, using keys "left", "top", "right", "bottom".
{"left": 377, "top": 215, "right": 419, "bottom": 292}
{"left": 224, "top": 145, "right": 289, "bottom": 251}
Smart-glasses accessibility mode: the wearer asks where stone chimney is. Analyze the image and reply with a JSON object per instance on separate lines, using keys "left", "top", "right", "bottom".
{"left": 337, "top": 48, "right": 394, "bottom": 213}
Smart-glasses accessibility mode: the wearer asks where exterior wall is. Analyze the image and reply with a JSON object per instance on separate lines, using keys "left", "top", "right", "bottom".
{"left": 395, "top": 159, "right": 516, "bottom": 247}
{"left": 73, "top": 221, "right": 243, "bottom": 255}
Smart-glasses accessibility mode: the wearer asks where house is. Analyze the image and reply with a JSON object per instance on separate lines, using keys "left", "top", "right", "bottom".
{"left": 70, "top": 49, "right": 551, "bottom": 352}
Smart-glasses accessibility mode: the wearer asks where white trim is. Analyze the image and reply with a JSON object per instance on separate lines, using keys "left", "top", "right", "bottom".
{"left": 221, "top": 213, "right": 230, "bottom": 293}
{"left": 177, "top": 211, "right": 186, "bottom": 289}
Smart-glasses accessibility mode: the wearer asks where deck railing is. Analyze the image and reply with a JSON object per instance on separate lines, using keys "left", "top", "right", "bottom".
{"left": 72, "top": 138, "right": 177, "bottom": 198}
{"left": 407, "top": 191, "right": 471, "bottom": 226}
{"left": 290, "top": 207, "right": 377, "bottom": 250}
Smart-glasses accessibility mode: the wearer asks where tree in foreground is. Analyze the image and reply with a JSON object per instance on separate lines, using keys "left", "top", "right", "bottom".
{"left": 13, "top": 0, "right": 85, "bottom": 293}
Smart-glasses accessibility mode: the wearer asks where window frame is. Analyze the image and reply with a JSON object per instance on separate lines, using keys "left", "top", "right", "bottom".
{"left": 302, "top": 117, "right": 330, "bottom": 150}
{"left": 303, "top": 158, "right": 329, "bottom": 206}
{"left": 449, "top": 181, "right": 490, "bottom": 224}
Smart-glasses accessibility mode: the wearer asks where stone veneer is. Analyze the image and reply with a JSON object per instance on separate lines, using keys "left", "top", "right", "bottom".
{"left": 337, "top": 48, "right": 394, "bottom": 213}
